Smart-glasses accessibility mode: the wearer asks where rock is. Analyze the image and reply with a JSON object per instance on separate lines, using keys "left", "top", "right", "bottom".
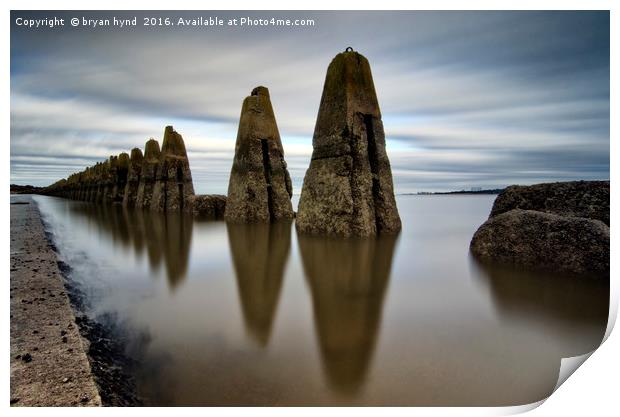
{"left": 151, "top": 126, "right": 195, "bottom": 211}
{"left": 21, "top": 353, "right": 32, "bottom": 363}
{"left": 471, "top": 180, "right": 610, "bottom": 276}
{"left": 122, "top": 148, "right": 143, "bottom": 207}
{"left": 490, "top": 180, "right": 609, "bottom": 225}
{"left": 135, "top": 139, "right": 161, "bottom": 209}
{"left": 185, "top": 194, "right": 227, "bottom": 220}
{"left": 225, "top": 86, "right": 294, "bottom": 223}
{"left": 296, "top": 49, "right": 401, "bottom": 237}
{"left": 470, "top": 209, "right": 609, "bottom": 276}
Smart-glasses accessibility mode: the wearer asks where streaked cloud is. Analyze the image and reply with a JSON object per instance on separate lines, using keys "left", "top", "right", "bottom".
{"left": 11, "top": 11, "right": 609, "bottom": 193}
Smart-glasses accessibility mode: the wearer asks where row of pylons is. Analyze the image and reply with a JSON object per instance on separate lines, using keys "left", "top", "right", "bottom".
{"left": 43, "top": 126, "right": 204, "bottom": 212}
{"left": 43, "top": 49, "right": 402, "bottom": 237}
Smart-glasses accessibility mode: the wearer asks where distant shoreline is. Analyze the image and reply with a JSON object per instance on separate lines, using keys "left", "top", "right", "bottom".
{"left": 401, "top": 189, "right": 504, "bottom": 196}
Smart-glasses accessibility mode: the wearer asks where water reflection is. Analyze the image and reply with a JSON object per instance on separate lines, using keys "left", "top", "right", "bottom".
{"left": 298, "top": 233, "right": 399, "bottom": 394}
{"left": 471, "top": 258, "right": 609, "bottom": 358}
{"left": 33, "top": 194, "right": 610, "bottom": 405}
{"left": 70, "top": 203, "right": 193, "bottom": 289}
{"left": 227, "top": 221, "right": 292, "bottom": 346}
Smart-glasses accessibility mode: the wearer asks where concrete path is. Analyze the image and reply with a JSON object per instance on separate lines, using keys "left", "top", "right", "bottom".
{"left": 10, "top": 195, "right": 101, "bottom": 407}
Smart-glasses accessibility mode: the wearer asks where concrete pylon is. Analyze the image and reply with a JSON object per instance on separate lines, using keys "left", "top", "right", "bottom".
{"left": 123, "top": 148, "right": 143, "bottom": 207}
{"left": 225, "top": 86, "right": 293, "bottom": 223}
{"left": 101, "top": 156, "right": 117, "bottom": 204}
{"left": 111, "top": 152, "right": 129, "bottom": 203}
{"left": 296, "top": 49, "right": 401, "bottom": 237}
{"left": 150, "top": 126, "right": 195, "bottom": 211}
{"left": 136, "top": 138, "right": 161, "bottom": 209}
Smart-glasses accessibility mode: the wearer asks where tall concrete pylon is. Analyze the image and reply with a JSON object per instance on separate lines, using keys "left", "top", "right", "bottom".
{"left": 150, "top": 126, "right": 195, "bottom": 211}
{"left": 225, "top": 86, "right": 294, "bottom": 223}
{"left": 136, "top": 138, "right": 161, "bottom": 209}
{"left": 296, "top": 49, "right": 401, "bottom": 237}
{"left": 123, "top": 147, "right": 143, "bottom": 207}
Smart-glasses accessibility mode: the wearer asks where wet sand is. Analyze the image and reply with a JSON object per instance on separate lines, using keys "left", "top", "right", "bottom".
{"left": 10, "top": 195, "right": 101, "bottom": 406}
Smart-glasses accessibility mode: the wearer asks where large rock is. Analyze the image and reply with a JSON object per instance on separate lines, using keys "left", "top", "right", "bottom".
{"left": 225, "top": 87, "right": 293, "bottom": 223}
{"left": 185, "top": 194, "right": 227, "bottom": 220}
{"left": 491, "top": 181, "right": 609, "bottom": 225}
{"left": 470, "top": 209, "right": 609, "bottom": 276}
{"left": 136, "top": 138, "right": 161, "bottom": 209}
{"left": 123, "top": 148, "right": 143, "bottom": 207}
{"left": 151, "top": 126, "right": 195, "bottom": 211}
{"left": 296, "top": 49, "right": 401, "bottom": 237}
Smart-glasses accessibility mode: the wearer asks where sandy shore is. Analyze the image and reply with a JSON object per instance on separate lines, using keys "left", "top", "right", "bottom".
{"left": 10, "top": 195, "right": 101, "bottom": 407}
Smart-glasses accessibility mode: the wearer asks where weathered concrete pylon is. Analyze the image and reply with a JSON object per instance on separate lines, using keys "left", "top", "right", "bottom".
{"left": 296, "top": 49, "right": 401, "bottom": 237}
{"left": 150, "top": 126, "right": 195, "bottom": 211}
{"left": 90, "top": 162, "right": 104, "bottom": 202}
{"left": 123, "top": 148, "right": 143, "bottom": 207}
{"left": 101, "top": 156, "right": 117, "bottom": 203}
{"left": 225, "top": 86, "right": 293, "bottom": 223}
{"left": 136, "top": 139, "right": 161, "bottom": 209}
{"left": 111, "top": 152, "right": 129, "bottom": 203}
{"left": 86, "top": 163, "right": 98, "bottom": 202}
{"left": 40, "top": 126, "right": 223, "bottom": 216}
{"left": 79, "top": 167, "right": 90, "bottom": 201}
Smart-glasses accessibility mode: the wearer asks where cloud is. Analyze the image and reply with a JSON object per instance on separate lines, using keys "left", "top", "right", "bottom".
{"left": 10, "top": 11, "right": 609, "bottom": 192}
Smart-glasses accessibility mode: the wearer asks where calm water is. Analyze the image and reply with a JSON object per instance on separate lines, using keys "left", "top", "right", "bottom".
{"left": 30, "top": 194, "right": 608, "bottom": 406}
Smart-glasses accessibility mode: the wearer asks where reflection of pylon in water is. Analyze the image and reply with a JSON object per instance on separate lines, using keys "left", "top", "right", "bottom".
{"left": 298, "top": 234, "right": 398, "bottom": 393}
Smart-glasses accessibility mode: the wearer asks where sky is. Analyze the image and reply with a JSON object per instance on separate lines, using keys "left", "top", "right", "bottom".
{"left": 10, "top": 11, "right": 610, "bottom": 194}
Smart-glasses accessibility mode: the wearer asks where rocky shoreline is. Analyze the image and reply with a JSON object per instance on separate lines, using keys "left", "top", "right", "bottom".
{"left": 10, "top": 195, "right": 141, "bottom": 406}
{"left": 51, "top": 260, "right": 142, "bottom": 406}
